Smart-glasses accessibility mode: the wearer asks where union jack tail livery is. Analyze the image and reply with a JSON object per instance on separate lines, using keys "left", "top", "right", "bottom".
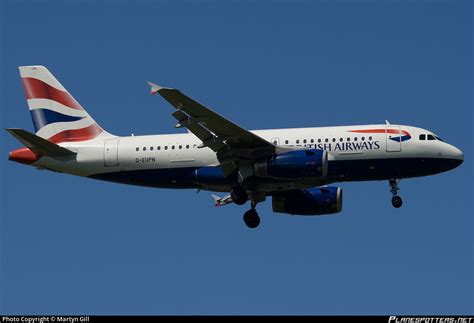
{"left": 19, "top": 65, "right": 109, "bottom": 143}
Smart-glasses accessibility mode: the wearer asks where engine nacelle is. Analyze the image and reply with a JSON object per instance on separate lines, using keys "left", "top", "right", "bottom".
{"left": 272, "top": 186, "right": 343, "bottom": 215}
{"left": 254, "top": 149, "right": 328, "bottom": 179}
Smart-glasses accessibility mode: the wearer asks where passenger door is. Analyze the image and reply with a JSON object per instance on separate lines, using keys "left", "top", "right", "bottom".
{"left": 386, "top": 126, "right": 402, "bottom": 152}
{"left": 104, "top": 138, "right": 120, "bottom": 166}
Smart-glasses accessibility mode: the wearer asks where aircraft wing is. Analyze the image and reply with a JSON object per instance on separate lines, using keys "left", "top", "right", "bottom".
{"left": 148, "top": 82, "right": 276, "bottom": 176}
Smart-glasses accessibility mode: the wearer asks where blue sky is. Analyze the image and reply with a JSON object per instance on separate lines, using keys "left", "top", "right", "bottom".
{"left": 1, "top": 0, "right": 472, "bottom": 315}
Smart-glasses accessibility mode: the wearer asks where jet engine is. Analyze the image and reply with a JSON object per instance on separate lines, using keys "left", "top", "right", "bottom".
{"left": 272, "top": 186, "right": 343, "bottom": 215}
{"left": 254, "top": 149, "right": 328, "bottom": 179}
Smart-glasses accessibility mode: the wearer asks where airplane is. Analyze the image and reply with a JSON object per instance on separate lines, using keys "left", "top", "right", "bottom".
{"left": 7, "top": 66, "right": 464, "bottom": 228}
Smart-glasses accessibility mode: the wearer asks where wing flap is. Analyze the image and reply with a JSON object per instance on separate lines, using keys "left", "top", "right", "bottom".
{"left": 151, "top": 85, "right": 274, "bottom": 150}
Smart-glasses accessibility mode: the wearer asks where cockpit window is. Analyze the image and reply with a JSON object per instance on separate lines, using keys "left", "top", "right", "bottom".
{"left": 435, "top": 136, "right": 443, "bottom": 142}
{"left": 419, "top": 134, "right": 426, "bottom": 140}
{"left": 427, "top": 134, "right": 435, "bottom": 141}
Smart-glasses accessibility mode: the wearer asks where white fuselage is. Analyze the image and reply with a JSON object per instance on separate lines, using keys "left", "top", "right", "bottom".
{"left": 30, "top": 124, "right": 463, "bottom": 193}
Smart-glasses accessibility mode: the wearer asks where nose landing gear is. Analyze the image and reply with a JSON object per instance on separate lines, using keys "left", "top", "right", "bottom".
{"left": 391, "top": 195, "right": 403, "bottom": 208}
{"left": 389, "top": 178, "right": 403, "bottom": 208}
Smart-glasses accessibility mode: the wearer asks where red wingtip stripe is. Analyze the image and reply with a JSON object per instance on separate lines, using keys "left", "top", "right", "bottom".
{"left": 22, "top": 77, "right": 83, "bottom": 110}
{"left": 47, "top": 123, "right": 103, "bottom": 144}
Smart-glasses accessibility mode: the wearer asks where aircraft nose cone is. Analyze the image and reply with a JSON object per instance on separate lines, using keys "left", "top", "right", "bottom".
{"left": 448, "top": 145, "right": 464, "bottom": 169}
{"left": 453, "top": 147, "right": 464, "bottom": 161}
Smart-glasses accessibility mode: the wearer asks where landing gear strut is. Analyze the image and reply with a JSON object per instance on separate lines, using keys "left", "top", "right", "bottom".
{"left": 389, "top": 178, "right": 403, "bottom": 208}
{"left": 231, "top": 186, "right": 248, "bottom": 205}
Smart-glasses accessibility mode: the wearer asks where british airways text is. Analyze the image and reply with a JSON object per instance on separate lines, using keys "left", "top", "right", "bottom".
{"left": 303, "top": 141, "right": 381, "bottom": 152}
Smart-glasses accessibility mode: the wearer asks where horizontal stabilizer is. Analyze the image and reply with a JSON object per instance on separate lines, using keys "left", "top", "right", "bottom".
{"left": 6, "top": 128, "right": 76, "bottom": 157}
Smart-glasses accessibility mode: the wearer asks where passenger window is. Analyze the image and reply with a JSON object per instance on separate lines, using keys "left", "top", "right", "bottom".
{"left": 427, "top": 134, "right": 435, "bottom": 140}
{"left": 157, "top": 146, "right": 161, "bottom": 150}
{"left": 143, "top": 147, "right": 146, "bottom": 151}
{"left": 186, "top": 145, "right": 190, "bottom": 149}
{"left": 361, "top": 137, "right": 365, "bottom": 141}
{"left": 369, "top": 136, "right": 373, "bottom": 140}
{"left": 296, "top": 140, "right": 300, "bottom": 144}
{"left": 285, "top": 140, "right": 289, "bottom": 145}
{"left": 325, "top": 138, "right": 329, "bottom": 143}
{"left": 318, "top": 139, "right": 321, "bottom": 143}
{"left": 172, "top": 145, "right": 175, "bottom": 149}
{"left": 193, "top": 144, "right": 197, "bottom": 148}
{"left": 150, "top": 147, "right": 154, "bottom": 151}
{"left": 136, "top": 147, "right": 139, "bottom": 152}
{"left": 310, "top": 139, "right": 314, "bottom": 143}
{"left": 303, "top": 139, "right": 307, "bottom": 144}
{"left": 332, "top": 138, "right": 336, "bottom": 142}
{"left": 339, "top": 138, "right": 343, "bottom": 142}
{"left": 347, "top": 138, "right": 350, "bottom": 142}
{"left": 165, "top": 146, "right": 168, "bottom": 150}
{"left": 179, "top": 145, "right": 182, "bottom": 149}
{"left": 419, "top": 134, "right": 426, "bottom": 140}
{"left": 354, "top": 137, "right": 358, "bottom": 141}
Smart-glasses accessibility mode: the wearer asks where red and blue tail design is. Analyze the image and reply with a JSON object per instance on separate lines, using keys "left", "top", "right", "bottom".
{"left": 349, "top": 128, "right": 412, "bottom": 142}
{"left": 19, "top": 66, "right": 106, "bottom": 143}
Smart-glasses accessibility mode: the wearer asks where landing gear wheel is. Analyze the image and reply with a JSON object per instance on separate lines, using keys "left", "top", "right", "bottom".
{"left": 391, "top": 195, "right": 403, "bottom": 208}
{"left": 243, "top": 209, "right": 260, "bottom": 229}
{"left": 389, "top": 178, "right": 403, "bottom": 208}
{"left": 231, "top": 187, "right": 248, "bottom": 205}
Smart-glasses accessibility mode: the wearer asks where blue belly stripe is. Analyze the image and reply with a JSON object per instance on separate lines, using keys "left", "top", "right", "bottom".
{"left": 88, "top": 158, "right": 463, "bottom": 190}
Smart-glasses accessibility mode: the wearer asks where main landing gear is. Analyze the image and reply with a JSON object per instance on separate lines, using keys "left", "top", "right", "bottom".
{"left": 243, "top": 197, "right": 263, "bottom": 229}
{"left": 231, "top": 187, "right": 262, "bottom": 229}
{"left": 231, "top": 186, "right": 248, "bottom": 205}
{"left": 389, "top": 178, "right": 403, "bottom": 208}
{"left": 243, "top": 208, "right": 260, "bottom": 229}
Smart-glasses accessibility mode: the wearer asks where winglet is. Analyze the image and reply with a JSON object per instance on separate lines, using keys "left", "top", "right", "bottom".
{"left": 147, "top": 81, "right": 163, "bottom": 96}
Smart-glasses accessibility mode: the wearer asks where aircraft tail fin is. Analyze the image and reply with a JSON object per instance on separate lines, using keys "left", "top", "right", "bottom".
{"left": 19, "top": 65, "right": 109, "bottom": 143}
